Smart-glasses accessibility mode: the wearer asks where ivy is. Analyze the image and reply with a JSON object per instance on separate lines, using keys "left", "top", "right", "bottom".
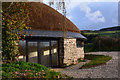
{"left": 2, "top": 2, "right": 31, "bottom": 62}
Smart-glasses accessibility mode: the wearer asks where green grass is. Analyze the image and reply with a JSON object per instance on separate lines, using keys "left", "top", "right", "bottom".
{"left": 2, "top": 61, "right": 71, "bottom": 79}
{"left": 84, "top": 30, "right": 120, "bottom": 35}
{"left": 80, "top": 54, "right": 112, "bottom": 69}
{"left": 84, "top": 30, "right": 120, "bottom": 38}
{"left": 100, "top": 30, "right": 120, "bottom": 34}
{"left": 84, "top": 32, "right": 98, "bottom": 35}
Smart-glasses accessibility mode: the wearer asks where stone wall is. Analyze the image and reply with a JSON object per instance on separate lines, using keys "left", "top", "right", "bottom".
{"left": 63, "top": 38, "right": 84, "bottom": 65}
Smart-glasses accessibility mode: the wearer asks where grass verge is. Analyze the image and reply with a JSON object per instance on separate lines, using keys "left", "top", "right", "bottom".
{"left": 79, "top": 54, "right": 112, "bottom": 69}
{"left": 2, "top": 61, "right": 72, "bottom": 79}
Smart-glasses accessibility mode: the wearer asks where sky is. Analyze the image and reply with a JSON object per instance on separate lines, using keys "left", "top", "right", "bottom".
{"left": 43, "top": 0, "right": 118, "bottom": 30}
{"left": 28, "top": 0, "right": 119, "bottom": 30}
{"left": 65, "top": 2, "right": 118, "bottom": 30}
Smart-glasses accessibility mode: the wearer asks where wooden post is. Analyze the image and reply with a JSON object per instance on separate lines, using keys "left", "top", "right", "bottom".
{"left": 49, "top": 41, "right": 52, "bottom": 67}
{"left": 37, "top": 41, "right": 41, "bottom": 64}
{"left": 26, "top": 40, "right": 28, "bottom": 62}
{"left": 57, "top": 39, "right": 60, "bottom": 66}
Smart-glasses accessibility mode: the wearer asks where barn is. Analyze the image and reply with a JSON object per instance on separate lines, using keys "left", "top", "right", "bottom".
{"left": 18, "top": 2, "right": 86, "bottom": 67}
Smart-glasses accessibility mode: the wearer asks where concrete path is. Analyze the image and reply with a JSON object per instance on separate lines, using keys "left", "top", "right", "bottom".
{"left": 53, "top": 52, "right": 120, "bottom": 78}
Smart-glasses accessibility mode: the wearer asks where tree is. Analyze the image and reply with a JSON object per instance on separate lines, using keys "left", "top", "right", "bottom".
{"left": 2, "top": 2, "right": 31, "bottom": 62}
{"left": 49, "top": 0, "right": 70, "bottom": 38}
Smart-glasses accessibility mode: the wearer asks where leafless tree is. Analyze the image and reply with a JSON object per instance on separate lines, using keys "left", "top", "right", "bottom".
{"left": 49, "top": 0, "right": 70, "bottom": 38}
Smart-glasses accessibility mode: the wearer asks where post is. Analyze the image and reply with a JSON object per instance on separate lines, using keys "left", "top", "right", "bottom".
{"left": 49, "top": 41, "right": 52, "bottom": 67}
{"left": 37, "top": 41, "right": 41, "bottom": 64}
{"left": 57, "top": 39, "right": 60, "bottom": 66}
{"left": 26, "top": 40, "right": 28, "bottom": 62}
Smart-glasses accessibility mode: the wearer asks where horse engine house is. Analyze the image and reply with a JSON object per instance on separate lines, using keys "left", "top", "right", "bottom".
{"left": 18, "top": 2, "right": 86, "bottom": 67}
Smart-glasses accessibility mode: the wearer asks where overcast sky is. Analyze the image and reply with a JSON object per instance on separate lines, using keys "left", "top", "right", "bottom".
{"left": 43, "top": 1, "right": 118, "bottom": 30}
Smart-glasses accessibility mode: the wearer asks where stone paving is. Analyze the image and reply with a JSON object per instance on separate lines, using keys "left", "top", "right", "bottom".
{"left": 54, "top": 52, "right": 119, "bottom": 78}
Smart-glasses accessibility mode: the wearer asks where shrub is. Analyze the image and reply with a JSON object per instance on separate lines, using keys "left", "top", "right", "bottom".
{"left": 2, "top": 61, "right": 70, "bottom": 79}
{"left": 93, "top": 37, "right": 120, "bottom": 51}
{"left": 84, "top": 43, "right": 98, "bottom": 52}
{"left": 84, "top": 36, "right": 120, "bottom": 52}
{"left": 3, "top": 67, "right": 19, "bottom": 73}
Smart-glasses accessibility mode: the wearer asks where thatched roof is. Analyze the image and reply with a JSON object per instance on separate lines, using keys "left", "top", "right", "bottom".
{"left": 28, "top": 2, "right": 80, "bottom": 33}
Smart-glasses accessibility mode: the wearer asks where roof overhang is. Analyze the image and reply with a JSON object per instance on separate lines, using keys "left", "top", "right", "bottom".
{"left": 23, "top": 30, "right": 87, "bottom": 40}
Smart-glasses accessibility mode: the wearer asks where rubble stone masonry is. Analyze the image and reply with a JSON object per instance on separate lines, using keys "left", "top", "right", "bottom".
{"left": 63, "top": 38, "right": 84, "bottom": 65}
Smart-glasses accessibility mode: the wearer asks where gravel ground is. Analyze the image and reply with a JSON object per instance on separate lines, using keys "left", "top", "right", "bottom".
{"left": 58, "top": 52, "right": 120, "bottom": 78}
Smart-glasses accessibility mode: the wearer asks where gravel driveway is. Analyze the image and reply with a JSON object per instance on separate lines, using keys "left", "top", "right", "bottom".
{"left": 57, "top": 52, "right": 119, "bottom": 78}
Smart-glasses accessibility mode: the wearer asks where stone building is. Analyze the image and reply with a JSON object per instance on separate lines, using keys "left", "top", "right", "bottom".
{"left": 18, "top": 2, "right": 86, "bottom": 67}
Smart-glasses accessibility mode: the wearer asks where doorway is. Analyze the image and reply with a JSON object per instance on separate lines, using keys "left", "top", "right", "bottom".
{"left": 26, "top": 39, "right": 59, "bottom": 67}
